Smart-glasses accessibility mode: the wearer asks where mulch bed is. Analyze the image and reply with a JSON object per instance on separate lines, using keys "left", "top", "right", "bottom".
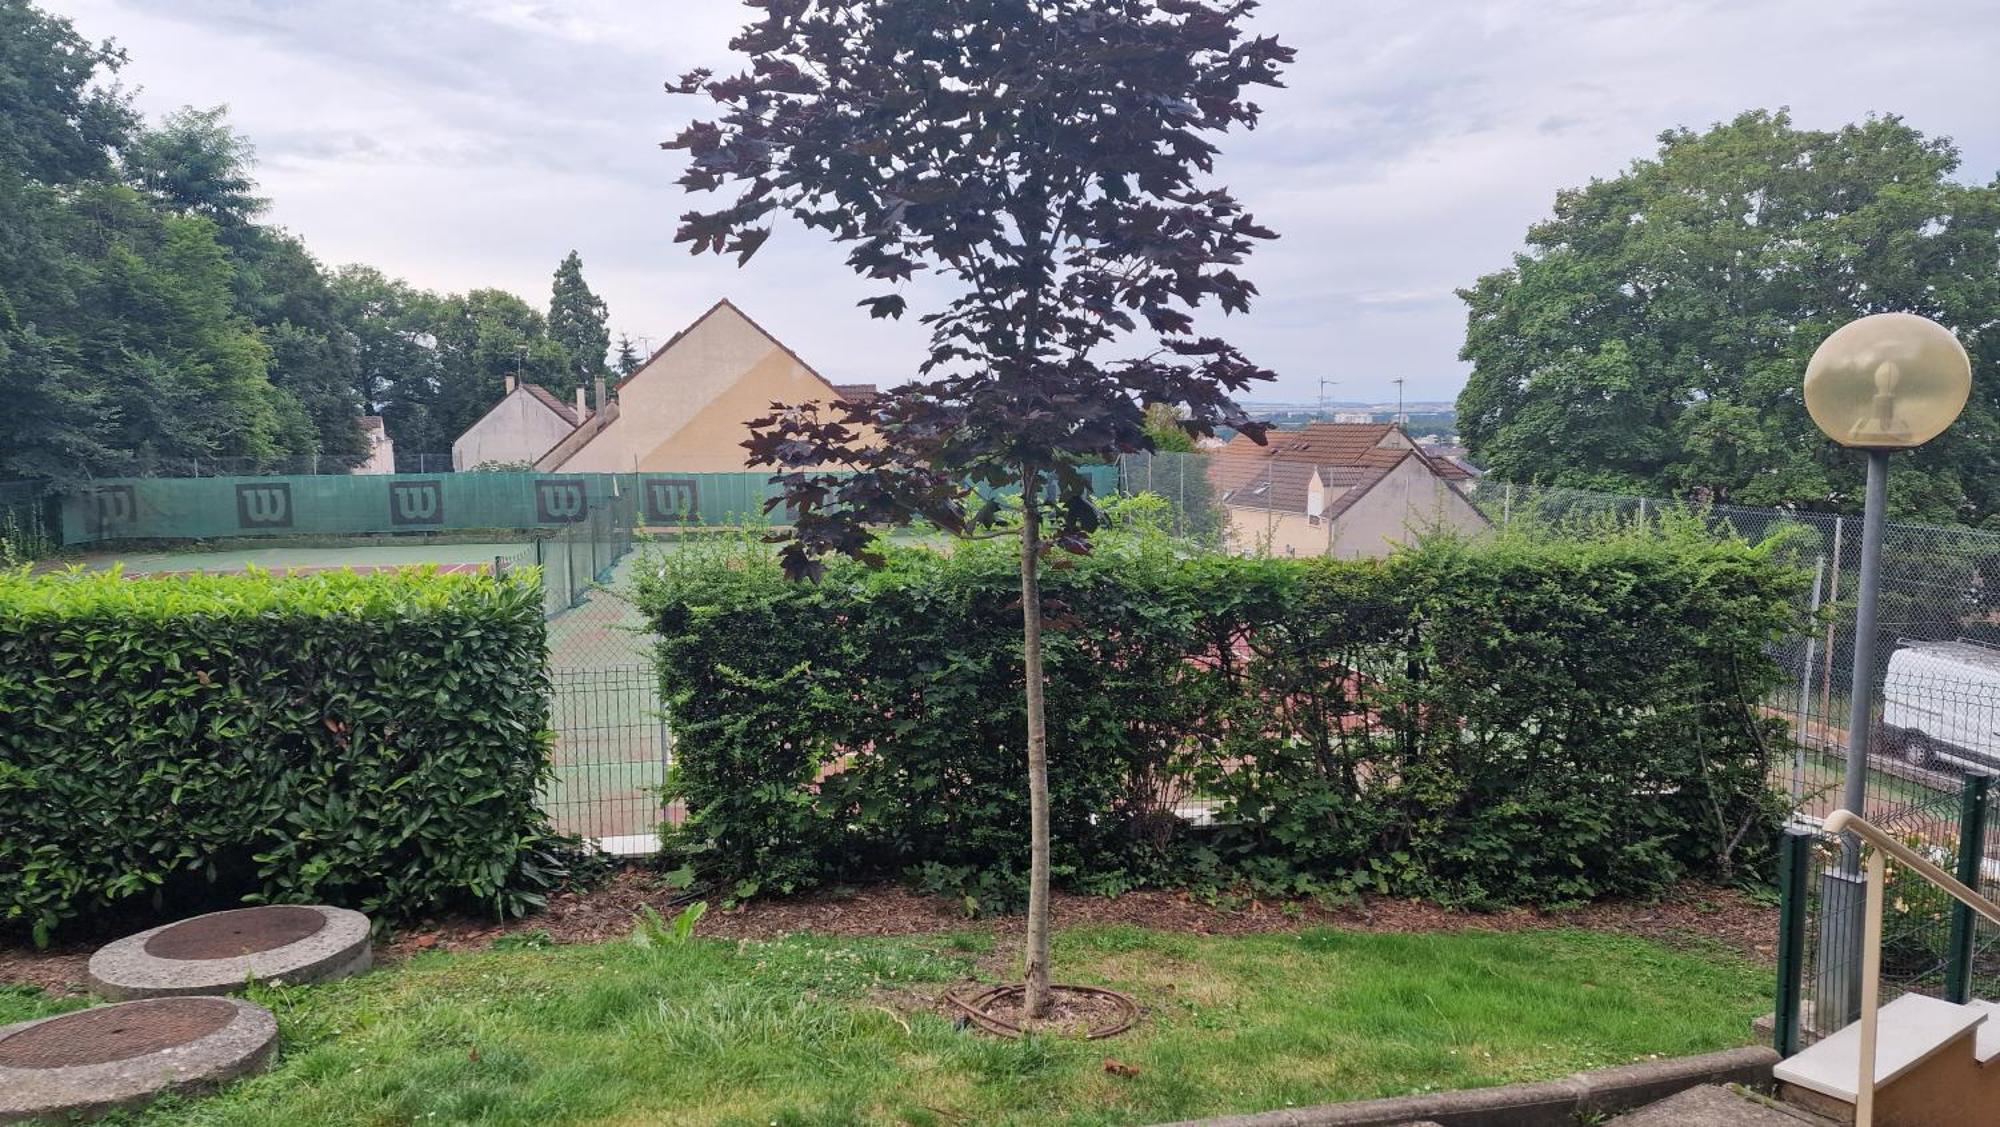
{"left": 0, "top": 870, "right": 1776, "bottom": 998}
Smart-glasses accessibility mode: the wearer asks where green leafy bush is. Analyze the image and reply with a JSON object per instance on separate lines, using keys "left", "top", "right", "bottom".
{"left": 638, "top": 516, "right": 1804, "bottom": 909}
{"left": 0, "top": 566, "right": 570, "bottom": 942}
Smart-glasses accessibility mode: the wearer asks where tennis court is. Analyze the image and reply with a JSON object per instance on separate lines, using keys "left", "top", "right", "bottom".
{"left": 72, "top": 538, "right": 527, "bottom": 577}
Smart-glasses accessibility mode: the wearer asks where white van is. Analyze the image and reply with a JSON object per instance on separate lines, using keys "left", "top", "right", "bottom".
{"left": 1879, "top": 641, "right": 2000, "bottom": 771}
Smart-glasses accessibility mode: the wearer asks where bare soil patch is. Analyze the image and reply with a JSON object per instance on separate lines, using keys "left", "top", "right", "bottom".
{"left": 947, "top": 982, "right": 1140, "bottom": 1039}
{"left": 1, "top": 871, "right": 1775, "bottom": 997}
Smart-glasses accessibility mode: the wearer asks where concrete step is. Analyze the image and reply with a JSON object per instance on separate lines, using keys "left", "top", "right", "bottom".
{"left": 1607, "top": 1084, "right": 1836, "bottom": 1126}
{"left": 1965, "top": 998, "right": 2000, "bottom": 1064}
{"left": 1772, "top": 993, "right": 1987, "bottom": 1103}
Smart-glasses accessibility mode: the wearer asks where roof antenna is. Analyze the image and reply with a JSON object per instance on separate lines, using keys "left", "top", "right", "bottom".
{"left": 1318, "top": 378, "right": 1336, "bottom": 420}
{"left": 1392, "top": 377, "right": 1405, "bottom": 428}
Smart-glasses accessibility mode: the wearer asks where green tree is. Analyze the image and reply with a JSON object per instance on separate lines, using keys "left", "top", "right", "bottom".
{"left": 230, "top": 232, "right": 367, "bottom": 466}
{"left": 58, "top": 184, "right": 282, "bottom": 468}
{"left": 547, "top": 250, "right": 609, "bottom": 394}
{"left": 124, "top": 105, "right": 366, "bottom": 467}
{"left": 329, "top": 269, "right": 574, "bottom": 468}
{"left": 1142, "top": 402, "right": 1195, "bottom": 453}
{"left": 123, "top": 105, "right": 266, "bottom": 228}
{"left": 613, "top": 333, "right": 643, "bottom": 378}
{"left": 1457, "top": 110, "right": 2000, "bottom": 523}
{"left": 0, "top": 0, "right": 134, "bottom": 186}
{"left": 330, "top": 264, "right": 443, "bottom": 463}
{"left": 433, "top": 288, "right": 568, "bottom": 441}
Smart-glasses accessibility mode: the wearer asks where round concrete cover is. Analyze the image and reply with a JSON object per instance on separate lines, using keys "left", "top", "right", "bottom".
{"left": 0, "top": 996, "right": 276, "bottom": 1122}
{"left": 88, "top": 905, "right": 372, "bottom": 1001}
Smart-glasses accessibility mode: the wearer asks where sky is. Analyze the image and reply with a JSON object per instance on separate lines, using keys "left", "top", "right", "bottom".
{"left": 48, "top": 0, "right": 2000, "bottom": 405}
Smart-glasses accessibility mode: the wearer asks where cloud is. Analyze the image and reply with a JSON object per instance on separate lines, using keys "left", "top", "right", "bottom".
{"left": 51, "top": 0, "right": 2000, "bottom": 405}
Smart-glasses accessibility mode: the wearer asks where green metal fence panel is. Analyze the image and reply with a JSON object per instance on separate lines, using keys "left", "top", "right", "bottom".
{"left": 1946, "top": 773, "right": 1993, "bottom": 1003}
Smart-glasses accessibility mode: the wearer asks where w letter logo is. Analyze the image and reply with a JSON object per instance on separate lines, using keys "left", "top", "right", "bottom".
{"left": 389, "top": 480, "right": 444, "bottom": 526}
{"left": 235, "top": 482, "right": 293, "bottom": 529}
{"left": 87, "top": 486, "right": 136, "bottom": 535}
{"left": 536, "top": 478, "right": 588, "bottom": 523}
{"left": 642, "top": 477, "right": 699, "bottom": 524}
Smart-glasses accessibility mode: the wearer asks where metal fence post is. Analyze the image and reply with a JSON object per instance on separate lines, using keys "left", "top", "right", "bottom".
{"left": 1946, "top": 773, "right": 1993, "bottom": 1003}
{"left": 1775, "top": 827, "right": 1813, "bottom": 1056}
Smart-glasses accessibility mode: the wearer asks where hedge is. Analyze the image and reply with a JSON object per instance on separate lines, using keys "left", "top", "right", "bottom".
{"left": 0, "top": 566, "right": 570, "bottom": 942}
{"left": 638, "top": 514, "right": 1805, "bottom": 909}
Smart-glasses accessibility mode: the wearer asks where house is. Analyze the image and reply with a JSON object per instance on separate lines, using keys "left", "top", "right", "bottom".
{"left": 452, "top": 378, "right": 586, "bottom": 470}
{"left": 1207, "top": 422, "right": 1488, "bottom": 557}
{"left": 535, "top": 299, "right": 869, "bottom": 474}
{"left": 358, "top": 416, "right": 396, "bottom": 474}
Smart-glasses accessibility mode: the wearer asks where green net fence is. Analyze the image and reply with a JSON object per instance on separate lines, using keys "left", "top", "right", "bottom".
{"left": 55, "top": 465, "right": 1124, "bottom": 546}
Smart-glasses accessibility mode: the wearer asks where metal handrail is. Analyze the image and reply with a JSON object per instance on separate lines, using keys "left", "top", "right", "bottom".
{"left": 1822, "top": 809, "right": 2000, "bottom": 1127}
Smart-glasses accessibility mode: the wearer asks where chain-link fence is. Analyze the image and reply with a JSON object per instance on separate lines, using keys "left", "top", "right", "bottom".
{"left": 1115, "top": 451, "right": 1228, "bottom": 546}
{"left": 44, "top": 453, "right": 459, "bottom": 477}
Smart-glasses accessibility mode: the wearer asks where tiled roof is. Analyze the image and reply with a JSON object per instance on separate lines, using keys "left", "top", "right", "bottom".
{"left": 1206, "top": 423, "right": 1446, "bottom": 519}
{"left": 1210, "top": 451, "right": 1318, "bottom": 512}
{"left": 520, "top": 382, "right": 580, "bottom": 426}
{"left": 360, "top": 416, "right": 386, "bottom": 433}
{"left": 1269, "top": 422, "right": 1400, "bottom": 463}
{"left": 832, "top": 383, "right": 879, "bottom": 403}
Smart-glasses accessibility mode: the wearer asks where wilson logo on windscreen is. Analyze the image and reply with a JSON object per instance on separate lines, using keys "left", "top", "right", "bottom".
{"left": 87, "top": 485, "right": 136, "bottom": 535}
{"left": 235, "top": 482, "right": 293, "bottom": 529}
{"left": 388, "top": 480, "right": 444, "bottom": 526}
{"left": 535, "top": 478, "right": 588, "bottom": 523}
{"left": 642, "top": 477, "right": 699, "bottom": 524}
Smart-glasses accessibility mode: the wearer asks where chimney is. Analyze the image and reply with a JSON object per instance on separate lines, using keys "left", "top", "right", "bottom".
{"left": 593, "top": 376, "right": 609, "bottom": 415}
{"left": 504, "top": 374, "right": 518, "bottom": 394}
{"left": 575, "top": 387, "right": 589, "bottom": 420}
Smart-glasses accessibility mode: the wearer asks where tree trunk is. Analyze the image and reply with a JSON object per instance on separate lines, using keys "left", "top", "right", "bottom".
{"left": 1019, "top": 467, "right": 1053, "bottom": 1018}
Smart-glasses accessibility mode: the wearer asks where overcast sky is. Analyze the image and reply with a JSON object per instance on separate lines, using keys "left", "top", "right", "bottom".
{"left": 49, "top": 0, "right": 2000, "bottom": 405}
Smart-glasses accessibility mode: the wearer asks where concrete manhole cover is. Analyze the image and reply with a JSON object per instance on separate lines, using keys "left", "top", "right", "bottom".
{"left": 144, "top": 905, "right": 328, "bottom": 960}
{"left": 89, "top": 904, "right": 372, "bottom": 1001}
{"left": 0, "top": 997, "right": 238, "bottom": 1069}
{"left": 0, "top": 997, "right": 276, "bottom": 1122}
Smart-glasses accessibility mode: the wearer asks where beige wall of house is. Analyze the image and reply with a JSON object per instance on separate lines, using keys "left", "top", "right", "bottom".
{"left": 1325, "top": 457, "right": 1488, "bottom": 558}
{"left": 1222, "top": 505, "right": 1326, "bottom": 557}
{"left": 555, "top": 302, "right": 852, "bottom": 473}
{"left": 358, "top": 418, "right": 396, "bottom": 475}
{"left": 453, "top": 389, "right": 576, "bottom": 470}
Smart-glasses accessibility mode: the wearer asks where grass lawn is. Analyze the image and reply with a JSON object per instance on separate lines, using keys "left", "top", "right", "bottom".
{"left": 1, "top": 923, "right": 1769, "bottom": 1126}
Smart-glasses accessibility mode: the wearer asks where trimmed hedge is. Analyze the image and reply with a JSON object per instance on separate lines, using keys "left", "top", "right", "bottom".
{"left": 0, "top": 567, "right": 568, "bottom": 942}
{"left": 639, "top": 516, "right": 1805, "bottom": 909}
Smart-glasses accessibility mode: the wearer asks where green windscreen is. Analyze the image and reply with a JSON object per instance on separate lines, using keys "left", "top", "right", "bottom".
{"left": 58, "top": 465, "right": 1120, "bottom": 544}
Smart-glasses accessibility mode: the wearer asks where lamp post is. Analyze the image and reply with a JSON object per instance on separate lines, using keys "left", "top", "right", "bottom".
{"left": 1805, "top": 312, "right": 1972, "bottom": 1025}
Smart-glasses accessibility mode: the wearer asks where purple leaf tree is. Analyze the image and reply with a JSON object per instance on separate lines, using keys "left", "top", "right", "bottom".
{"left": 666, "top": 0, "right": 1289, "bottom": 1019}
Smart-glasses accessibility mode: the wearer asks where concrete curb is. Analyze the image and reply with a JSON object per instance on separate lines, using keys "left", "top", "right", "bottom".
{"left": 1150, "top": 1045, "right": 1780, "bottom": 1127}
